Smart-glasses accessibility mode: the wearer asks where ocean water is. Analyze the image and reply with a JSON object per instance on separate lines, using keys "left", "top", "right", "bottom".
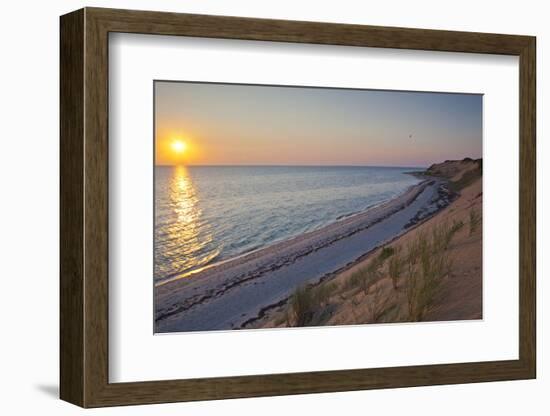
{"left": 154, "top": 165, "right": 422, "bottom": 284}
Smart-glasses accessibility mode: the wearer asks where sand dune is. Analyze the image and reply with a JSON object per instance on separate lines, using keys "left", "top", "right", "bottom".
{"left": 248, "top": 158, "right": 482, "bottom": 329}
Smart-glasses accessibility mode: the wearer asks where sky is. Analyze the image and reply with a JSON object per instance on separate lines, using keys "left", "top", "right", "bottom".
{"left": 155, "top": 81, "right": 482, "bottom": 167}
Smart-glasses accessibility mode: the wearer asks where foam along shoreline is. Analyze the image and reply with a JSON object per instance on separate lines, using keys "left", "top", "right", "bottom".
{"left": 155, "top": 177, "right": 455, "bottom": 333}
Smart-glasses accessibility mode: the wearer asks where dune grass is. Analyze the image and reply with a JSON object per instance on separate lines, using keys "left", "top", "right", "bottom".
{"left": 289, "top": 285, "right": 316, "bottom": 326}
{"left": 388, "top": 247, "right": 403, "bottom": 290}
{"left": 286, "top": 217, "right": 464, "bottom": 326}
{"left": 378, "top": 246, "right": 396, "bottom": 262}
{"left": 469, "top": 208, "right": 480, "bottom": 235}
{"left": 288, "top": 281, "right": 338, "bottom": 326}
{"left": 346, "top": 259, "right": 382, "bottom": 295}
{"left": 405, "top": 222, "right": 458, "bottom": 321}
{"left": 366, "top": 281, "right": 389, "bottom": 322}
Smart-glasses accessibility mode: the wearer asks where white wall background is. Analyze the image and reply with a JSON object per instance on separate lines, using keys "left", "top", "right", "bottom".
{"left": 0, "top": 0, "right": 545, "bottom": 414}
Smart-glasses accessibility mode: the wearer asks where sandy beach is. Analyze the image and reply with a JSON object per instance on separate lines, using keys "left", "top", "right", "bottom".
{"left": 155, "top": 162, "right": 466, "bottom": 333}
{"left": 248, "top": 158, "right": 482, "bottom": 329}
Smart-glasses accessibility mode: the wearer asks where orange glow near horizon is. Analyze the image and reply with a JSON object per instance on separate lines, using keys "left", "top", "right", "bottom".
{"left": 155, "top": 82, "right": 483, "bottom": 167}
{"left": 156, "top": 134, "right": 200, "bottom": 165}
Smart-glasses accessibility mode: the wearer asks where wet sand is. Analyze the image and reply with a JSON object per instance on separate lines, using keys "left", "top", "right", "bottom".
{"left": 155, "top": 177, "right": 455, "bottom": 332}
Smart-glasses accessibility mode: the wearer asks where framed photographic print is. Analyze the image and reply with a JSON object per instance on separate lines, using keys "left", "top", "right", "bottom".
{"left": 60, "top": 7, "right": 536, "bottom": 407}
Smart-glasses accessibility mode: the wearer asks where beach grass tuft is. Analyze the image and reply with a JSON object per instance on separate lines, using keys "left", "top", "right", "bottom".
{"left": 469, "top": 208, "right": 480, "bottom": 235}
{"left": 378, "top": 246, "right": 396, "bottom": 262}
{"left": 290, "top": 285, "right": 316, "bottom": 326}
{"left": 361, "top": 260, "right": 382, "bottom": 295}
{"left": 289, "top": 281, "right": 339, "bottom": 326}
{"left": 316, "top": 282, "right": 338, "bottom": 307}
{"left": 388, "top": 247, "right": 403, "bottom": 290}
{"left": 405, "top": 223, "right": 454, "bottom": 321}
{"left": 366, "top": 281, "right": 389, "bottom": 323}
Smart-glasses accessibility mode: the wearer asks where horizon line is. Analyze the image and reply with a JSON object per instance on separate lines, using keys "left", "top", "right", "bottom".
{"left": 154, "top": 163, "right": 429, "bottom": 169}
{"left": 155, "top": 157, "right": 482, "bottom": 169}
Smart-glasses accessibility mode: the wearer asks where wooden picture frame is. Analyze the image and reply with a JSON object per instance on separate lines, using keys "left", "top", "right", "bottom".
{"left": 60, "top": 7, "right": 536, "bottom": 408}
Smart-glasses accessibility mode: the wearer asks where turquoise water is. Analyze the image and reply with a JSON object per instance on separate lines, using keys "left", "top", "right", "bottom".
{"left": 154, "top": 165, "right": 422, "bottom": 284}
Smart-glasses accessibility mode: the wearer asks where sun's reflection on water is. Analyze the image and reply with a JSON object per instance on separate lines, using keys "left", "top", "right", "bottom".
{"left": 157, "top": 166, "right": 219, "bottom": 283}
{"left": 171, "top": 165, "right": 200, "bottom": 229}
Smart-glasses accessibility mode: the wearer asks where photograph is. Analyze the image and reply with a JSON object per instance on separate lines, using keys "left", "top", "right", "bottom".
{"left": 153, "top": 81, "right": 483, "bottom": 333}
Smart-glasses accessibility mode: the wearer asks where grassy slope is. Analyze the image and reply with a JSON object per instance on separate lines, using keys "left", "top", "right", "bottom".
{"left": 249, "top": 159, "right": 482, "bottom": 329}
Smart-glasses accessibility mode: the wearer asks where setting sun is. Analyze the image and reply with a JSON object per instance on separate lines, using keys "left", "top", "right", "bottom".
{"left": 171, "top": 140, "right": 187, "bottom": 154}
{"left": 156, "top": 133, "right": 201, "bottom": 165}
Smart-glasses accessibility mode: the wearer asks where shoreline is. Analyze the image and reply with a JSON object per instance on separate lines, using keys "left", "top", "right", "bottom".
{"left": 155, "top": 175, "right": 456, "bottom": 332}
{"left": 242, "top": 189, "right": 453, "bottom": 329}
{"left": 156, "top": 177, "right": 425, "bottom": 287}
{"left": 247, "top": 158, "right": 482, "bottom": 329}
